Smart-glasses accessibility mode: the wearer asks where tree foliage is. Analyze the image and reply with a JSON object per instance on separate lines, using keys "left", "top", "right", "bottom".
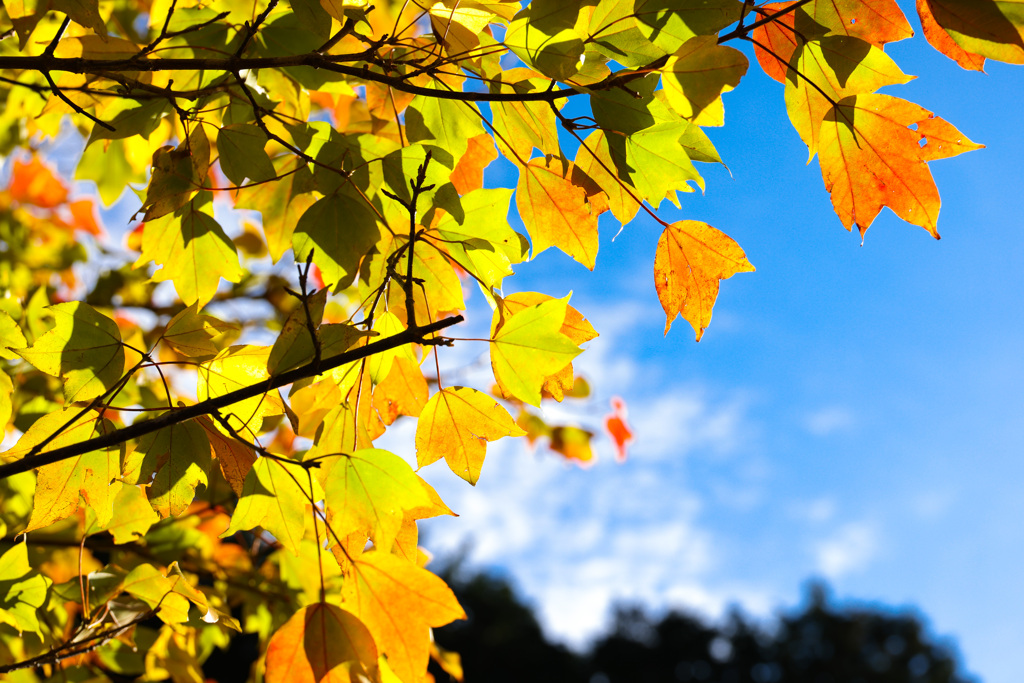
{"left": 0, "top": 0, "right": 1016, "bottom": 680}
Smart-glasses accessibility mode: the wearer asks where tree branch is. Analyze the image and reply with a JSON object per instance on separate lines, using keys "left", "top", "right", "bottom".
{"left": 0, "top": 315, "right": 463, "bottom": 480}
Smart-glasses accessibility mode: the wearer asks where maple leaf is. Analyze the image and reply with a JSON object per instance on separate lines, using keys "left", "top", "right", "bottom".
{"left": 222, "top": 456, "right": 315, "bottom": 556}
{"left": 490, "top": 296, "right": 583, "bottom": 407}
{"left": 415, "top": 386, "right": 525, "bottom": 484}
{"left": 516, "top": 157, "right": 603, "bottom": 270}
{"left": 342, "top": 552, "right": 465, "bottom": 683}
{"left": 265, "top": 603, "right": 379, "bottom": 683}
{"left": 819, "top": 94, "right": 983, "bottom": 237}
{"left": 17, "top": 302, "right": 125, "bottom": 403}
{"left": 654, "top": 220, "right": 755, "bottom": 340}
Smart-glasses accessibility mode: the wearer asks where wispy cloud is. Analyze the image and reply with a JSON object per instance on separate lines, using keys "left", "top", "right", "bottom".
{"left": 813, "top": 522, "right": 878, "bottom": 579}
{"left": 803, "top": 406, "right": 855, "bottom": 436}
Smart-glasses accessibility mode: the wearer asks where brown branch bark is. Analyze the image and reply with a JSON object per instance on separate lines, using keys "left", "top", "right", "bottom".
{"left": 0, "top": 315, "right": 463, "bottom": 480}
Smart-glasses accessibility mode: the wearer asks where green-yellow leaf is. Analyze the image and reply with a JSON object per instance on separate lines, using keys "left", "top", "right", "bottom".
{"left": 505, "top": 0, "right": 585, "bottom": 80}
{"left": 323, "top": 448, "right": 436, "bottom": 552}
{"left": 17, "top": 302, "right": 124, "bottom": 403}
{"left": 87, "top": 484, "right": 159, "bottom": 543}
{"left": 633, "top": 0, "right": 743, "bottom": 53}
{"left": 140, "top": 124, "right": 211, "bottom": 221}
{"left": 137, "top": 202, "right": 244, "bottom": 308}
{"left": 406, "top": 85, "right": 487, "bottom": 167}
{"left": 415, "top": 387, "right": 525, "bottom": 484}
{"left": 198, "top": 345, "right": 285, "bottom": 435}
{"left": 222, "top": 456, "right": 313, "bottom": 556}
{"left": 123, "top": 420, "right": 212, "bottom": 517}
{"left": 661, "top": 35, "right": 748, "bottom": 127}
{"left": 490, "top": 296, "right": 582, "bottom": 406}
{"left": 122, "top": 563, "right": 191, "bottom": 624}
{"left": 0, "top": 543, "right": 51, "bottom": 635}
{"left": 0, "top": 309, "right": 27, "bottom": 360}
{"left": 293, "top": 187, "right": 381, "bottom": 292}
{"left": 217, "top": 123, "right": 276, "bottom": 186}
{"left": 161, "top": 303, "right": 239, "bottom": 358}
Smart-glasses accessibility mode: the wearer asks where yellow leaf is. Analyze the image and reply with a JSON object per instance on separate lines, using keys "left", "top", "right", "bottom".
{"left": 516, "top": 157, "right": 601, "bottom": 270}
{"left": 198, "top": 345, "right": 285, "bottom": 435}
{"left": 342, "top": 552, "right": 465, "bottom": 683}
{"left": 661, "top": 35, "right": 748, "bottom": 127}
{"left": 415, "top": 386, "right": 525, "bottom": 484}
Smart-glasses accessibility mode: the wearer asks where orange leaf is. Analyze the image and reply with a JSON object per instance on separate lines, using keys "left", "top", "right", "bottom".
{"left": 68, "top": 199, "right": 103, "bottom": 236}
{"left": 449, "top": 133, "right": 497, "bottom": 194}
{"left": 604, "top": 396, "right": 634, "bottom": 463}
{"left": 516, "top": 157, "right": 602, "bottom": 270}
{"left": 343, "top": 552, "right": 465, "bottom": 683}
{"left": 265, "top": 603, "right": 378, "bottom": 683}
{"left": 810, "top": 0, "right": 913, "bottom": 47}
{"left": 549, "top": 426, "right": 594, "bottom": 465}
{"left": 654, "top": 220, "right": 754, "bottom": 340}
{"left": 819, "top": 94, "right": 984, "bottom": 238}
{"left": 917, "top": 0, "right": 986, "bottom": 71}
{"left": 8, "top": 156, "right": 68, "bottom": 209}
{"left": 752, "top": 2, "right": 801, "bottom": 84}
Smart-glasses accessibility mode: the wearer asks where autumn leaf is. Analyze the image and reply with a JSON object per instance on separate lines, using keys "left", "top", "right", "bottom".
{"left": 917, "top": 0, "right": 987, "bottom": 70}
{"left": 161, "top": 303, "right": 239, "bottom": 358}
{"left": 661, "top": 35, "right": 748, "bottom": 127}
{"left": 323, "top": 448, "right": 437, "bottom": 551}
{"left": 654, "top": 220, "right": 755, "bottom": 340}
{"left": 17, "top": 302, "right": 125, "bottom": 403}
{"left": 0, "top": 544, "right": 51, "bottom": 634}
{"left": 490, "top": 296, "right": 583, "bottom": 407}
{"left": 819, "top": 94, "right": 983, "bottom": 237}
{"left": 785, "top": 36, "right": 913, "bottom": 159}
{"left": 372, "top": 356, "right": 429, "bottom": 426}
{"left": 137, "top": 201, "right": 244, "bottom": 309}
{"left": 265, "top": 603, "right": 379, "bottom": 683}
{"left": 342, "top": 552, "right": 465, "bottom": 683}
{"left": 604, "top": 396, "right": 634, "bottom": 463}
{"left": 516, "top": 157, "right": 602, "bottom": 270}
{"left": 1, "top": 409, "right": 123, "bottom": 533}
{"left": 922, "top": 0, "right": 1024, "bottom": 64}
{"left": 222, "top": 456, "right": 314, "bottom": 555}
{"left": 415, "top": 386, "right": 525, "bottom": 484}
{"left": 810, "top": 0, "right": 913, "bottom": 47}
{"left": 141, "top": 124, "right": 211, "bottom": 221}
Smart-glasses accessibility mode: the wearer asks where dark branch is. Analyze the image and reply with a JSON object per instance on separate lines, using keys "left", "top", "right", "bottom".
{"left": 0, "top": 315, "right": 463, "bottom": 480}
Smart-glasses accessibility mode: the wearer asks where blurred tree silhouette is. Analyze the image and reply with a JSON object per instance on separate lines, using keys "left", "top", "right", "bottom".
{"left": 431, "top": 573, "right": 975, "bottom": 683}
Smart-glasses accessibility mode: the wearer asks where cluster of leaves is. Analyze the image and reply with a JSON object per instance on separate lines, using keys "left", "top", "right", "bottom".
{"left": 0, "top": 0, "right": 1017, "bottom": 681}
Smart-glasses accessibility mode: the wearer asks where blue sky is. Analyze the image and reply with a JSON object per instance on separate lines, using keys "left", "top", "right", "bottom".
{"left": 55, "top": 4, "right": 1024, "bottom": 681}
{"left": 399, "top": 7, "right": 1024, "bottom": 683}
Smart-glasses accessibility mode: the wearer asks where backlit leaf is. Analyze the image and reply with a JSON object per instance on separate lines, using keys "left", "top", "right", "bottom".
{"left": 917, "top": 0, "right": 987, "bottom": 70}
{"left": 415, "top": 386, "right": 525, "bottom": 484}
{"left": 323, "top": 448, "right": 435, "bottom": 551}
{"left": 490, "top": 296, "right": 582, "bottom": 406}
{"left": 198, "top": 345, "right": 285, "bottom": 435}
{"left": 516, "top": 157, "right": 602, "bottom": 270}
{"left": 819, "top": 94, "right": 983, "bottom": 237}
{"left": 17, "top": 302, "right": 124, "bottom": 403}
{"left": 342, "top": 552, "right": 465, "bottom": 683}
{"left": 661, "top": 35, "right": 748, "bottom": 127}
{"left": 265, "top": 603, "right": 378, "bottom": 683}
{"left": 123, "top": 420, "right": 211, "bottom": 517}
{"left": 161, "top": 304, "right": 239, "bottom": 358}
{"left": 653, "top": 220, "right": 755, "bottom": 340}
{"left": 222, "top": 456, "right": 313, "bottom": 556}
{"left": 923, "top": 0, "right": 1024, "bottom": 64}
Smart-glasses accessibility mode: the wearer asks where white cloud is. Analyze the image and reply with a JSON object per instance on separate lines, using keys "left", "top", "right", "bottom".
{"left": 813, "top": 522, "right": 878, "bottom": 579}
{"left": 803, "top": 406, "right": 855, "bottom": 436}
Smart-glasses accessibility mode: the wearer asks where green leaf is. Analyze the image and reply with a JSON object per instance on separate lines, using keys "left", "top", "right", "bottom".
{"left": 0, "top": 544, "right": 51, "bottom": 635}
{"left": 17, "top": 302, "right": 124, "bottom": 403}
{"left": 490, "top": 296, "right": 582, "bottom": 406}
{"left": 380, "top": 144, "right": 464, "bottom": 224}
{"left": 217, "top": 124, "right": 276, "bottom": 186}
{"left": 590, "top": 73, "right": 676, "bottom": 136}
{"left": 323, "top": 448, "right": 435, "bottom": 552}
{"left": 235, "top": 155, "right": 316, "bottom": 263}
{"left": 406, "top": 85, "right": 487, "bottom": 167}
{"left": 660, "top": 35, "right": 748, "bottom": 127}
{"left": 222, "top": 456, "right": 313, "bottom": 555}
{"left": 137, "top": 201, "right": 244, "bottom": 308}
{"left": 633, "top": 0, "right": 743, "bottom": 53}
{"left": 431, "top": 188, "right": 526, "bottom": 290}
{"left": 267, "top": 288, "right": 327, "bottom": 376}
{"left": 505, "top": 0, "right": 585, "bottom": 80}
{"left": 293, "top": 186, "right": 381, "bottom": 292}
{"left": 586, "top": 0, "right": 668, "bottom": 68}
{"left": 124, "top": 420, "right": 212, "bottom": 517}
{"left": 161, "top": 303, "right": 239, "bottom": 358}
{"left": 609, "top": 121, "right": 705, "bottom": 206}
{"left": 86, "top": 99, "right": 169, "bottom": 144}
